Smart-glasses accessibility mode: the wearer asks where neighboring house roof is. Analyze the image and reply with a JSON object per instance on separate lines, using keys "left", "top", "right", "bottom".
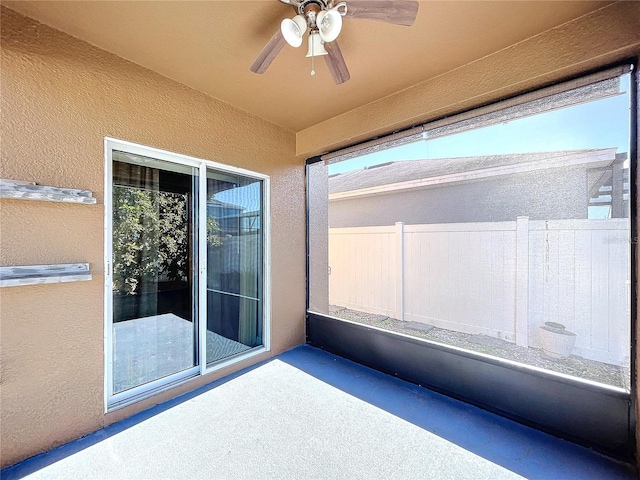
{"left": 207, "top": 198, "right": 244, "bottom": 216}
{"left": 328, "top": 148, "right": 619, "bottom": 199}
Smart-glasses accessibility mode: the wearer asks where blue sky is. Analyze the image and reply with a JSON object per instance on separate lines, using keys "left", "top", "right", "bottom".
{"left": 329, "top": 74, "right": 631, "bottom": 175}
{"left": 214, "top": 181, "right": 261, "bottom": 213}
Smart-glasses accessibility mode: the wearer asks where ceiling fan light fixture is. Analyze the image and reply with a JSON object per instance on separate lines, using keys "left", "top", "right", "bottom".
{"left": 317, "top": 9, "right": 343, "bottom": 43}
{"left": 251, "top": 0, "right": 419, "bottom": 84}
{"left": 305, "top": 31, "right": 328, "bottom": 57}
{"left": 281, "top": 14, "right": 308, "bottom": 48}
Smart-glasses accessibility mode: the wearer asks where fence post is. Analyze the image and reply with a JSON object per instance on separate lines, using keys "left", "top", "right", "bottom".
{"left": 395, "top": 222, "right": 405, "bottom": 322}
{"left": 515, "top": 216, "right": 529, "bottom": 347}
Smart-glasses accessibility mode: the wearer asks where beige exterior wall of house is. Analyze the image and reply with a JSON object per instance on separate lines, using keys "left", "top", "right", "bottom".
{"left": 0, "top": 7, "right": 305, "bottom": 468}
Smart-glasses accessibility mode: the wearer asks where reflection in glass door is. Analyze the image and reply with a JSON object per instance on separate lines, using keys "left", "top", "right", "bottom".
{"left": 111, "top": 152, "right": 199, "bottom": 395}
{"left": 205, "top": 170, "right": 263, "bottom": 365}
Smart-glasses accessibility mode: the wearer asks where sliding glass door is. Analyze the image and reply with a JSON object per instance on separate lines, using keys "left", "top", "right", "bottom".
{"left": 105, "top": 139, "right": 269, "bottom": 409}
{"left": 111, "top": 152, "right": 199, "bottom": 396}
{"left": 205, "top": 170, "right": 263, "bottom": 365}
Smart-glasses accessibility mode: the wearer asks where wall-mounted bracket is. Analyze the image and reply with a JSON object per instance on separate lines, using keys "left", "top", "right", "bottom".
{"left": 0, "top": 179, "right": 97, "bottom": 204}
{"left": 0, "top": 263, "right": 92, "bottom": 287}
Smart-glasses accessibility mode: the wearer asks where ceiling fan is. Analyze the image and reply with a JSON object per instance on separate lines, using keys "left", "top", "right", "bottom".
{"left": 250, "top": 0, "right": 419, "bottom": 85}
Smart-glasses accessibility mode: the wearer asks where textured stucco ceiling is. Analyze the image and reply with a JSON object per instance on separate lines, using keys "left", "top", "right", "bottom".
{"left": 3, "top": 1, "right": 613, "bottom": 132}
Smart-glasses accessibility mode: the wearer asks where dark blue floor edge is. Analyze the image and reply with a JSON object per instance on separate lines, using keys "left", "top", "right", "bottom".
{"left": 2, "top": 345, "right": 637, "bottom": 480}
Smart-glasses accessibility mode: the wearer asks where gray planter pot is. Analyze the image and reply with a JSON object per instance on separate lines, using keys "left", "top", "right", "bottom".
{"left": 539, "top": 322, "right": 577, "bottom": 359}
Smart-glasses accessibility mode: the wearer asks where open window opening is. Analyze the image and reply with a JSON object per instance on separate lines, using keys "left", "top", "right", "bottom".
{"left": 307, "top": 64, "right": 636, "bottom": 457}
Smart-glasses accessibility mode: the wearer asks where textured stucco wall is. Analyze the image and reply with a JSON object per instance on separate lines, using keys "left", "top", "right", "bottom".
{"left": 307, "top": 162, "right": 329, "bottom": 314}
{"left": 0, "top": 6, "right": 305, "bottom": 468}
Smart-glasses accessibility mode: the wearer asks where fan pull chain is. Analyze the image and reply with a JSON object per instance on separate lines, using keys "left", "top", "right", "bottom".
{"left": 311, "top": 35, "right": 316, "bottom": 76}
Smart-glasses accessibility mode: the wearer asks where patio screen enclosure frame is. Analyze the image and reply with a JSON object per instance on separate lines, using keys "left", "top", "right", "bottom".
{"left": 306, "top": 62, "right": 638, "bottom": 460}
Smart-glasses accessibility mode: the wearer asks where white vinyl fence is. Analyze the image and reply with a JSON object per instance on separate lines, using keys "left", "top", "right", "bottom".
{"left": 329, "top": 218, "right": 630, "bottom": 366}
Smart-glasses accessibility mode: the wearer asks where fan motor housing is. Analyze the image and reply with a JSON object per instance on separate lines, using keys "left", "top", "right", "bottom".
{"left": 298, "top": 0, "right": 328, "bottom": 27}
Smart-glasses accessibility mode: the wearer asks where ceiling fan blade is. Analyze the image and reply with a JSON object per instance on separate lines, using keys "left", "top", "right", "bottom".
{"left": 345, "top": 0, "right": 419, "bottom": 26}
{"left": 250, "top": 30, "right": 287, "bottom": 74}
{"left": 324, "top": 41, "right": 350, "bottom": 85}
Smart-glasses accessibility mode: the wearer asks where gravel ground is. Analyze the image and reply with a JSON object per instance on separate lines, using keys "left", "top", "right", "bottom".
{"left": 329, "top": 306, "right": 628, "bottom": 389}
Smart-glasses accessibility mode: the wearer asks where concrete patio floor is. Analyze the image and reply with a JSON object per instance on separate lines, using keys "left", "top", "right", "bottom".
{"left": 2, "top": 345, "right": 636, "bottom": 479}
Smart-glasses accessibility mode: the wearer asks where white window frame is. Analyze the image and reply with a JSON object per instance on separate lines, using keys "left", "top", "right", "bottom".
{"left": 104, "top": 137, "right": 271, "bottom": 411}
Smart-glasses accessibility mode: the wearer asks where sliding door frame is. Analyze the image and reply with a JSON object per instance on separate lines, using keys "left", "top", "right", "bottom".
{"left": 104, "top": 137, "right": 270, "bottom": 411}
{"left": 199, "top": 162, "right": 271, "bottom": 376}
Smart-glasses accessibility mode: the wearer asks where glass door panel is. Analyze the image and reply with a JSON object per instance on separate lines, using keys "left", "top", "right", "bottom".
{"left": 112, "top": 152, "right": 199, "bottom": 394}
{"left": 205, "top": 170, "right": 263, "bottom": 365}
